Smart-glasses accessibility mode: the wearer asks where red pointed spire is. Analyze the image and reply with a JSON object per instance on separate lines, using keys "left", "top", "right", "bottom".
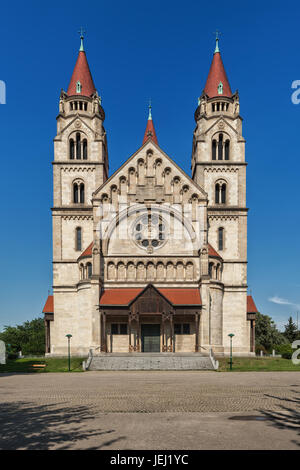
{"left": 143, "top": 102, "right": 158, "bottom": 145}
{"left": 67, "top": 34, "right": 96, "bottom": 97}
{"left": 204, "top": 35, "right": 232, "bottom": 98}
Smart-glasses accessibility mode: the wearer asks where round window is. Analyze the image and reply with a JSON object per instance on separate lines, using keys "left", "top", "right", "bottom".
{"left": 133, "top": 213, "right": 167, "bottom": 251}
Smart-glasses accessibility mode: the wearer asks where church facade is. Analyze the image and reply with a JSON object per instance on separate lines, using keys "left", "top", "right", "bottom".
{"left": 43, "top": 35, "right": 258, "bottom": 357}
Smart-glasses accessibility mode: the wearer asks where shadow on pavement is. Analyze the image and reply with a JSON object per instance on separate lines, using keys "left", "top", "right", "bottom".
{"left": 259, "top": 390, "right": 300, "bottom": 447}
{"left": 0, "top": 401, "right": 125, "bottom": 450}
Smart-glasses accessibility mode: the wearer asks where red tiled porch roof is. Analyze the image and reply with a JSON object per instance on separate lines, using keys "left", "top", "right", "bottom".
{"left": 42, "top": 295, "right": 53, "bottom": 313}
{"left": 100, "top": 288, "right": 201, "bottom": 306}
{"left": 159, "top": 288, "right": 201, "bottom": 305}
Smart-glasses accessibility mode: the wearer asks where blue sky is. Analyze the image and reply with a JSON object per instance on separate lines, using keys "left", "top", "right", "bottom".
{"left": 0, "top": 0, "right": 299, "bottom": 331}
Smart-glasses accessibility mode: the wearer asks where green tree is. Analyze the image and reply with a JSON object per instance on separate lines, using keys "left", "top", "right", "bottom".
{"left": 255, "top": 312, "right": 286, "bottom": 352}
{"left": 0, "top": 317, "right": 45, "bottom": 355}
{"left": 283, "top": 316, "right": 299, "bottom": 343}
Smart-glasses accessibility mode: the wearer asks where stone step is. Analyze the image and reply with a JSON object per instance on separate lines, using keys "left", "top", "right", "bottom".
{"left": 88, "top": 354, "right": 215, "bottom": 371}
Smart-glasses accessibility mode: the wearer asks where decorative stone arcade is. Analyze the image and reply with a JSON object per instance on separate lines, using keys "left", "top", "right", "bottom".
{"left": 99, "top": 285, "right": 202, "bottom": 353}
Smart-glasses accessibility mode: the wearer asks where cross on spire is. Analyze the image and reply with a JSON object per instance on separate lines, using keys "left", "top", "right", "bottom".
{"left": 148, "top": 99, "right": 152, "bottom": 120}
{"left": 78, "top": 27, "right": 86, "bottom": 51}
{"left": 214, "top": 29, "right": 221, "bottom": 53}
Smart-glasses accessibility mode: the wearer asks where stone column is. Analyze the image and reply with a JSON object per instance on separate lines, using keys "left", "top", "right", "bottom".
{"left": 128, "top": 313, "right": 132, "bottom": 352}
{"left": 136, "top": 314, "right": 140, "bottom": 352}
{"left": 195, "top": 312, "right": 199, "bottom": 352}
{"left": 101, "top": 312, "right": 107, "bottom": 352}
{"left": 162, "top": 315, "right": 165, "bottom": 352}
{"left": 170, "top": 314, "right": 174, "bottom": 352}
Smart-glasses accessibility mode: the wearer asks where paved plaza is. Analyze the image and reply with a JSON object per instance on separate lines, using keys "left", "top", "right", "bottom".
{"left": 0, "top": 371, "right": 299, "bottom": 449}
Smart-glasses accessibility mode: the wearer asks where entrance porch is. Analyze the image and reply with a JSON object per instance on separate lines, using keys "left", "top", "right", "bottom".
{"left": 99, "top": 284, "right": 202, "bottom": 354}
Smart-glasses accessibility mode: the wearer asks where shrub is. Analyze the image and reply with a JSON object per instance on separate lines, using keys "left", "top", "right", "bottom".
{"left": 255, "top": 344, "right": 268, "bottom": 356}
{"left": 274, "top": 344, "right": 293, "bottom": 359}
{"left": 7, "top": 353, "right": 18, "bottom": 360}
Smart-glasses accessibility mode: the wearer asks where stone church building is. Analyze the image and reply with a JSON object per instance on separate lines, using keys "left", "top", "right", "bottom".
{"left": 43, "top": 35, "right": 258, "bottom": 357}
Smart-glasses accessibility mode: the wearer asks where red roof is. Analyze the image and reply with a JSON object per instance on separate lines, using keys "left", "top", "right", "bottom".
{"left": 204, "top": 51, "right": 232, "bottom": 98}
{"left": 143, "top": 117, "right": 158, "bottom": 145}
{"left": 247, "top": 295, "right": 258, "bottom": 313}
{"left": 100, "top": 288, "right": 201, "bottom": 306}
{"left": 42, "top": 295, "right": 53, "bottom": 313}
{"left": 67, "top": 50, "right": 96, "bottom": 97}
{"left": 100, "top": 288, "right": 142, "bottom": 305}
{"left": 159, "top": 288, "right": 201, "bottom": 305}
{"left": 208, "top": 243, "right": 222, "bottom": 259}
{"left": 78, "top": 242, "right": 93, "bottom": 260}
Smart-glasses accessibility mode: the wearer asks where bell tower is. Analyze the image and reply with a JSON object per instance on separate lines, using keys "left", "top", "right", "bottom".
{"left": 192, "top": 35, "right": 249, "bottom": 353}
{"left": 52, "top": 32, "right": 108, "bottom": 296}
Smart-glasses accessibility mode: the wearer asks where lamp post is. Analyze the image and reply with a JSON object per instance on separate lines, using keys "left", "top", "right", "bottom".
{"left": 228, "top": 333, "right": 235, "bottom": 371}
{"left": 66, "top": 334, "right": 72, "bottom": 371}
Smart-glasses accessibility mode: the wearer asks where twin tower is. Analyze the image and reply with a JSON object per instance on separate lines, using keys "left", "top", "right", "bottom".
{"left": 44, "top": 34, "right": 257, "bottom": 358}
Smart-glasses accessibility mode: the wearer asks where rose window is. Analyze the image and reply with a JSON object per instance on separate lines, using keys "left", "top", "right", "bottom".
{"left": 133, "top": 214, "right": 166, "bottom": 251}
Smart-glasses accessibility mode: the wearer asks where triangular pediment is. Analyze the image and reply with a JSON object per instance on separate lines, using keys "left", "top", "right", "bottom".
{"left": 58, "top": 115, "right": 95, "bottom": 137}
{"left": 129, "top": 284, "right": 173, "bottom": 313}
{"left": 93, "top": 140, "right": 207, "bottom": 201}
{"left": 205, "top": 116, "right": 238, "bottom": 136}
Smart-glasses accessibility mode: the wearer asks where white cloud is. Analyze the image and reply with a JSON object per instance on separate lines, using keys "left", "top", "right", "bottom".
{"left": 268, "top": 296, "right": 300, "bottom": 310}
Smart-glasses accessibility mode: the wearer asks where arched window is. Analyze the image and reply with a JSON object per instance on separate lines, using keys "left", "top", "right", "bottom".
{"left": 87, "top": 262, "right": 92, "bottom": 278}
{"left": 70, "top": 139, "right": 75, "bottom": 160}
{"left": 215, "top": 183, "right": 220, "bottom": 203}
{"left": 218, "top": 227, "right": 224, "bottom": 251}
{"left": 218, "top": 133, "right": 223, "bottom": 160}
{"left": 73, "top": 183, "right": 79, "bottom": 203}
{"left": 212, "top": 139, "right": 217, "bottom": 160}
{"left": 80, "top": 263, "right": 84, "bottom": 280}
{"left": 73, "top": 133, "right": 88, "bottom": 160}
{"left": 221, "top": 183, "right": 226, "bottom": 203}
{"left": 215, "top": 182, "right": 227, "bottom": 204}
{"left": 225, "top": 140, "right": 230, "bottom": 160}
{"left": 80, "top": 183, "right": 85, "bottom": 203}
{"left": 83, "top": 139, "right": 87, "bottom": 160}
{"left": 73, "top": 181, "right": 84, "bottom": 203}
{"left": 75, "top": 227, "right": 82, "bottom": 251}
{"left": 76, "top": 133, "right": 81, "bottom": 159}
{"left": 209, "top": 262, "right": 214, "bottom": 278}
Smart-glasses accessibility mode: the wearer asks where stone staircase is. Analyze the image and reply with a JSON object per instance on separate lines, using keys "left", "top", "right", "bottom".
{"left": 87, "top": 352, "right": 217, "bottom": 371}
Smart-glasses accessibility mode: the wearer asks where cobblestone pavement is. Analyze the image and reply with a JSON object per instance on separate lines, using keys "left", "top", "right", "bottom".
{"left": 0, "top": 371, "right": 299, "bottom": 449}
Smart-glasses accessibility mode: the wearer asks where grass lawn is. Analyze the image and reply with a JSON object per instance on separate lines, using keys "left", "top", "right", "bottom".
{"left": 0, "top": 357, "right": 84, "bottom": 373}
{"left": 1, "top": 356, "right": 300, "bottom": 373}
{"left": 217, "top": 356, "right": 300, "bottom": 372}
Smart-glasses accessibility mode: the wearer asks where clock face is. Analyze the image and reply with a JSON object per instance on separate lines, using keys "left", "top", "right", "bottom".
{"left": 133, "top": 213, "right": 166, "bottom": 251}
